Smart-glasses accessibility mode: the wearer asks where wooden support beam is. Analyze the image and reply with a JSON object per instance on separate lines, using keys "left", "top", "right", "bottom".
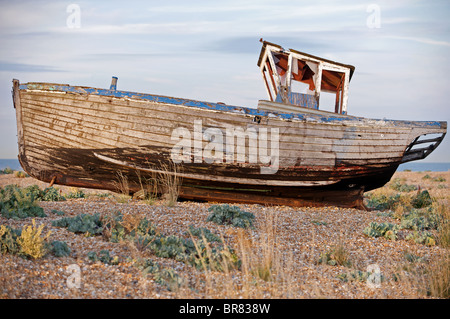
{"left": 341, "top": 69, "right": 350, "bottom": 114}
{"left": 315, "top": 63, "right": 323, "bottom": 108}
{"left": 267, "top": 51, "right": 282, "bottom": 96}
{"left": 261, "top": 67, "right": 273, "bottom": 101}
{"left": 335, "top": 89, "right": 340, "bottom": 113}
{"left": 49, "top": 175, "right": 57, "bottom": 187}
{"left": 266, "top": 61, "right": 278, "bottom": 97}
{"left": 333, "top": 73, "right": 345, "bottom": 114}
{"left": 286, "top": 54, "right": 293, "bottom": 90}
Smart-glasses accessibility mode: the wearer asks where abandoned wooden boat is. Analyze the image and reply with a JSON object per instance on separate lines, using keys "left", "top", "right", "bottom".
{"left": 12, "top": 40, "right": 446, "bottom": 208}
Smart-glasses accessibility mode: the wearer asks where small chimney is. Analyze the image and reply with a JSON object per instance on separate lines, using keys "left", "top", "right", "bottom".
{"left": 110, "top": 76, "right": 118, "bottom": 90}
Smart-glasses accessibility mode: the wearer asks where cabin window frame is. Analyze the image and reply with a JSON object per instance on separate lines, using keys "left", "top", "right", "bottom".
{"left": 259, "top": 44, "right": 351, "bottom": 115}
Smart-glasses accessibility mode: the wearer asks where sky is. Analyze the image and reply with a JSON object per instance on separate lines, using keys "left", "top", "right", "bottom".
{"left": 0, "top": 0, "right": 449, "bottom": 162}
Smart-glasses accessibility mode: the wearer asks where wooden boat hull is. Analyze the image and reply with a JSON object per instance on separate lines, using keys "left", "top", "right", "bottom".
{"left": 12, "top": 80, "right": 447, "bottom": 209}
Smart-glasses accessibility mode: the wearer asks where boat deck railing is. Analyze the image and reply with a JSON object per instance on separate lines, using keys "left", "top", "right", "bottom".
{"left": 402, "top": 132, "right": 446, "bottom": 163}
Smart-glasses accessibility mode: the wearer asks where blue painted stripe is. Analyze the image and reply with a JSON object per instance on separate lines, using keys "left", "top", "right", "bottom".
{"left": 19, "top": 82, "right": 445, "bottom": 128}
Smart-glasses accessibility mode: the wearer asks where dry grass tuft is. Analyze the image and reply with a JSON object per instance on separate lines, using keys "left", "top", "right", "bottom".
{"left": 424, "top": 253, "right": 450, "bottom": 298}
{"left": 157, "top": 161, "right": 181, "bottom": 207}
{"left": 434, "top": 202, "right": 450, "bottom": 248}
{"left": 113, "top": 171, "right": 132, "bottom": 203}
{"left": 134, "top": 169, "right": 158, "bottom": 204}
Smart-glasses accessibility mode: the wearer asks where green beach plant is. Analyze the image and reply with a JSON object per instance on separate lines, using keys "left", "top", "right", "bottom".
{"left": 136, "top": 258, "right": 184, "bottom": 291}
{"left": 390, "top": 178, "right": 417, "bottom": 192}
{"left": 0, "top": 184, "right": 46, "bottom": 219}
{"left": 48, "top": 240, "right": 71, "bottom": 257}
{"left": 87, "top": 249, "right": 119, "bottom": 265}
{"left": 0, "top": 167, "right": 14, "bottom": 175}
{"left": 411, "top": 190, "right": 433, "bottom": 208}
{"left": 186, "top": 225, "right": 222, "bottom": 243}
{"left": 406, "top": 231, "right": 436, "bottom": 246}
{"left": 399, "top": 209, "right": 440, "bottom": 231}
{"left": 52, "top": 213, "right": 103, "bottom": 236}
{"left": 102, "top": 211, "right": 158, "bottom": 249}
{"left": 51, "top": 209, "right": 65, "bottom": 216}
{"left": 66, "top": 188, "right": 85, "bottom": 199}
{"left": 101, "top": 211, "right": 239, "bottom": 271}
{"left": 432, "top": 176, "right": 446, "bottom": 182}
{"left": 207, "top": 204, "right": 255, "bottom": 228}
{"left": 0, "top": 225, "right": 21, "bottom": 255}
{"left": 363, "top": 222, "right": 399, "bottom": 240}
{"left": 365, "top": 193, "right": 402, "bottom": 211}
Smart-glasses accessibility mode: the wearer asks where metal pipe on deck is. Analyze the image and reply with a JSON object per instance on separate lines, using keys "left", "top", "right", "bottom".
{"left": 110, "top": 76, "right": 118, "bottom": 90}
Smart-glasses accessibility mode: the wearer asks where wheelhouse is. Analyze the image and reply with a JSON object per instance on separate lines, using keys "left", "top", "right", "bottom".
{"left": 257, "top": 40, "right": 355, "bottom": 115}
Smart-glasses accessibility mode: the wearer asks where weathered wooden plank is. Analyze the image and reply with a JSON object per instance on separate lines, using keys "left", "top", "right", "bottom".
{"left": 22, "top": 93, "right": 411, "bottom": 145}
{"left": 23, "top": 111, "right": 405, "bottom": 167}
{"left": 22, "top": 91, "right": 416, "bottom": 137}
{"left": 22, "top": 106, "right": 169, "bottom": 148}
{"left": 20, "top": 90, "right": 442, "bottom": 170}
{"left": 22, "top": 96, "right": 410, "bottom": 164}
{"left": 22, "top": 94, "right": 403, "bottom": 148}
{"left": 22, "top": 123, "right": 106, "bottom": 149}
{"left": 21, "top": 100, "right": 337, "bottom": 150}
{"left": 22, "top": 115, "right": 403, "bottom": 172}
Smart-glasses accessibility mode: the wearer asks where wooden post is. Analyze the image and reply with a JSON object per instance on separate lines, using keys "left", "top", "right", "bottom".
{"left": 335, "top": 73, "right": 344, "bottom": 114}
{"left": 341, "top": 70, "right": 350, "bottom": 114}
{"left": 267, "top": 51, "right": 282, "bottom": 96}
{"left": 266, "top": 61, "right": 278, "bottom": 97}
{"left": 315, "top": 63, "right": 323, "bottom": 108}
{"left": 335, "top": 88, "right": 340, "bottom": 113}
{"left": 286, "top": 54, "right": 293, "bottom": 91}
{"left": 261, "top": 67, "right": 273, "bottom": 101}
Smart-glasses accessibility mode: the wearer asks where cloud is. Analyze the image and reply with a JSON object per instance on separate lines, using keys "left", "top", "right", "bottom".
{"left": 0, "top": 61, "right": 65, "bottom": 73}
{"left": 384, "top": 35, "right": 450, "bottom": 47}
{"left": 205, "top": 36, "right": 333, "bottom": 55}
{"left": 81, "top": 52, "right": 180, "bottom": 60}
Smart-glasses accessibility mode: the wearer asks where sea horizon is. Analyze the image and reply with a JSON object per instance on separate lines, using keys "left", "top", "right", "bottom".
{"left": 1, "top": 158, "right": 449, "bottom": 172}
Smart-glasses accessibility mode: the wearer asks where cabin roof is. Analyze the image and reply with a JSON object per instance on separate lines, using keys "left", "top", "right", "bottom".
{"left": 257, "top": 40, "right": 356, "bottom": 80}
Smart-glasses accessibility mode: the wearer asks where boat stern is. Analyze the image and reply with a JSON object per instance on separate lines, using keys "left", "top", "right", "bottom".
{"left": 12, "top": 79, "right": 27, "bottom": 169}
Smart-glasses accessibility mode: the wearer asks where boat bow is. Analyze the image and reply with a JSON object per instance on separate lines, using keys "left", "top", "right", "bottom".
{"left": 402, "top": 124, "right": 447, "bottom": 163}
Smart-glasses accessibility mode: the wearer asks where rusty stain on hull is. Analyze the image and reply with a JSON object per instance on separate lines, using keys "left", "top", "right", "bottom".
{"left": 17, "top": 142, "right": 399, "bottom": 210}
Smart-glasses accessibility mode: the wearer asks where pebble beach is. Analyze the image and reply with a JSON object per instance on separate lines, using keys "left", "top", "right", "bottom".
{"left": 0, "top": 170, "right": 449, "bottom": 299}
